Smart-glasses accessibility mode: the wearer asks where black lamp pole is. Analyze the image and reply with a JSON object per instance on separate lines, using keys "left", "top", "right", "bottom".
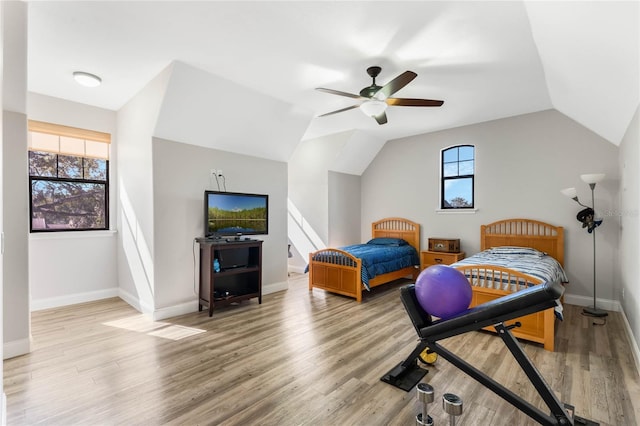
{"left": 561, "top": 174, "right": 608, "bottom": 318}
{"left": 583, "top": 182, "right": 607, "bottom": 318}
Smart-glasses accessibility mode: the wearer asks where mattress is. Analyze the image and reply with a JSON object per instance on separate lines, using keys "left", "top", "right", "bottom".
{"left": 450, "top": 246, "right": 568, "bottom": 318}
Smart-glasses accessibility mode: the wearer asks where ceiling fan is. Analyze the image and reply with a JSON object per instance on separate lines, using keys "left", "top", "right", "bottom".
{"left": 316, "top": 66, "right": 444, "bottom": 125}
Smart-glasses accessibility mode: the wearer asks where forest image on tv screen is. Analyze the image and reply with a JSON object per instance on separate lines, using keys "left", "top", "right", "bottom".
{"left": 207, "top": 193, "right": 267, "bottom": 235}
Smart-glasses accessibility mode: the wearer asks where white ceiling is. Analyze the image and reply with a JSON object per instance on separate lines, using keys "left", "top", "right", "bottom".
{"left": 27, "top": 1, "right": 639, "bottom": 145}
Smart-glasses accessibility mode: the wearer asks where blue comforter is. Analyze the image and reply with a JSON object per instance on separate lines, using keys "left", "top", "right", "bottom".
{"left": 337, "top": 242, "right": 419, "bottom": 290}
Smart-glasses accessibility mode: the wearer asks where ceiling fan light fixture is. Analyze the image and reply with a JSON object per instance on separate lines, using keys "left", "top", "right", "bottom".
{"left": 360, "top": 99, "right": 387, "bottom": 117}
{"left": 316, "top": 66, "right": 443, "bottom": 123}
{"left": 73, "top": 71, "right": 102, "bottom": 87}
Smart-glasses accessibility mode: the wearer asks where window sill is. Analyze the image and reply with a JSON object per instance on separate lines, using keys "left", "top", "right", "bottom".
{"left": 436, "top": 209, "right": 478, "bottom": 215}
{"left": 30, "top": 230, "right": 117, "bottom": 240}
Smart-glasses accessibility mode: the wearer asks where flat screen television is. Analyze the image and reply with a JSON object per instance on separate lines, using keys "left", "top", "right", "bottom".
{"left": 204, "top": 190, "right": 268, "bottom": 238}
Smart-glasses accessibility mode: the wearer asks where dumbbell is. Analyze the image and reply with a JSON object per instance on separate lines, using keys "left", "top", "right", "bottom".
{"left": 416, "top": 383, "right": 434, "bottom": 426}
{"left": 442, "top": 393, "right": 463, "bottom": 426}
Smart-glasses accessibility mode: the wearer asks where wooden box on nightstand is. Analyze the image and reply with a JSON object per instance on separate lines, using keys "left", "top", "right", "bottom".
{"left": 420, "top": 250, "right": 465, "bottom": 270}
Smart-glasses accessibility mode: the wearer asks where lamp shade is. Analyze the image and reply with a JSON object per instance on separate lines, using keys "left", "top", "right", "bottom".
{"left": 580, "top": 173, "right": 605, "bottom": 184}
{"left": 359, "top": 99, "right": 387, "bottom": 117}
{"left": 560, "top": 187, "right": 577, "bottom": 198}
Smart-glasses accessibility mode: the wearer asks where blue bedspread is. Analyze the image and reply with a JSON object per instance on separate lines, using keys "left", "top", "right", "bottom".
{"left": 340, "top": 243, "right": 419, "bottom": 290}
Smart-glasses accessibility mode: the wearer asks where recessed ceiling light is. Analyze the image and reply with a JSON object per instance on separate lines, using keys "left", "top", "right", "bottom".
{"left": 73, "top": 71, "right": 102, "bottom": 87}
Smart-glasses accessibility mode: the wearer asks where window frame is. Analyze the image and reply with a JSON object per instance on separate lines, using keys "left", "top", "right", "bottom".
{"left": 440, "top": 144, "right": 475, "bottom": 210}
{"left": 28, "top": 120, "right": 111, "bottom": 233}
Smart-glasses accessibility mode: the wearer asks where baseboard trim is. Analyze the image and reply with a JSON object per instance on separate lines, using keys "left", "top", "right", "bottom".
{"left": 619, "top": 306, "right": 640, "bottom": 376}
{"left": 31, "top": 288, "right": 119, "bottom": 312}
{"left": 34, "top": 281, "right": 290, "bottom": 322}
{"left": 288, "top": 265, "right": 306, "bottom": 274}
{"left": 152, "top": 281, "right": 288, "bottom": 320}
{"left": 264, "top": 280, "right": 288, "bottom": 295}
{"left": 152, "top": 301, "right": 199, "bottom": 321}
{"left": 118, "top": 288, "right": 154, "bottom": 315}
{"left": 563, "top": 294, "right": 620, "bottom": 312}
{"left": 125, "top": 278, "right": 290, "bottom": 321}
{"left": 3, "top": 337, "right": 31, "bottom": 360}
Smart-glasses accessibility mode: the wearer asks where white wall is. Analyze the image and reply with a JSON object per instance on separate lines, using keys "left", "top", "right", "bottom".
{"left": 27, "top": 93, "right": 117, "bottom": 139}
{"left": 618, "top": 105, "right": 640, "bottom": 365}
{"left": 151, "top": 138, "right": 289, "bottom": 318}
{"left": 27, "top": 94, "right": 118, "bottom": 310}
{"left": 289, "top": 131, "right": 354, "bottom": 245}
{"left": 143, "top": 61, "right": 307, "bottom": 318}
{"left": 29, "top": 233, "right": 117, "bottom": 310}
{"left": 117, "top": 60, "right": 308, "bottom": 318}
{"left": 154, "top": 61, "right": 311, "bottom": 163}
{"left": 115, "top": 64, "right": 173, "bottom": 314}
{"left": 3, "top": 113, "right": 28, "bottom": 357}
{"left": 2, "top": 111, "right": 31, "bottom": 358}
{"left": 361, "top": 109, "right": 620, "bottom": 306}
{"left": 3, "top": 1, "right": 29, "bottom": 362}
{"left": 287, "top": 131, "right": 355, "bottom": 270}
{"left": 328, "top": 171, "right": 361, "bottom": 247}
{"left": 0, "top": 8, "right": 3, "bottom": 418}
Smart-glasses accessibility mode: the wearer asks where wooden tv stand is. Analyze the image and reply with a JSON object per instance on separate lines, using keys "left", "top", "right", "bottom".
{"left": 197, "top": 238, "right": 263, "bottom": 316}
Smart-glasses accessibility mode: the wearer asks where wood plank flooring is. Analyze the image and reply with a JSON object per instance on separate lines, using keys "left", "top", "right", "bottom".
{"left": 5, "top": 274, "right": 640, "bottom": 425}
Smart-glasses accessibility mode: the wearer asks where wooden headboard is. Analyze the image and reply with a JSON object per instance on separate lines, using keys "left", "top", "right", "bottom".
{"left": 480, "top": 218, "right": 564, "bottom": 266}
{"left": 371, "top": 217, "right": 421, "bottom": 252}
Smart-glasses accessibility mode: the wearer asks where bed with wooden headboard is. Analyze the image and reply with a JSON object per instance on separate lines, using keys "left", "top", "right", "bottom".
{"left": 308, "top": 217, "right": 420, "bottom": 303}
{"left": 451, "top": 218, "right": 566, "bottom": 351}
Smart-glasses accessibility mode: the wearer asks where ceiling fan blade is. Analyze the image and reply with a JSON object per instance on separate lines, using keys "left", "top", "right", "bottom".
{"left": 316, "top": 87, "right": 362, "bottom": 99}
{"left": 387, "top": 98, "right": 444, "bottom": 107}
{"left": 375, "top": 71, "right": 417, "bottom": 99}
{"left": 318, "top": 104, "right": 360, "bottom": 117}
{"left": 373, "top": 112, "right": 388, "bottom": 125}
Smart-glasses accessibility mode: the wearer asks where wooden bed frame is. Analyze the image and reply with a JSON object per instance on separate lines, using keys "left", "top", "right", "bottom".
{"left": 453, "top": 218, "right": 564, "bottom": 351}
{"left": 308, "top": 218, "right": 420, "bottom": 303}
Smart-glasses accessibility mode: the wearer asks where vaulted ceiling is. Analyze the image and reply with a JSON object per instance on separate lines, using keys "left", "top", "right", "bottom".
{"left": 27, "top": 1, "right": 638, "bottom": 152}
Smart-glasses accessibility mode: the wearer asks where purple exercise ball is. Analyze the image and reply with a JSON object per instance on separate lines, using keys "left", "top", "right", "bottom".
{"left": 415, "top": 265, "right": 472, "bottom": 319}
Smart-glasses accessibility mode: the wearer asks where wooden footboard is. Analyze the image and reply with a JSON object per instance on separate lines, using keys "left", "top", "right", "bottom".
{"left": 308, "top": 248, "right": 364, "bottom": 302}
{"left": 454, "top": 264, "right": 557, "bottom": 351}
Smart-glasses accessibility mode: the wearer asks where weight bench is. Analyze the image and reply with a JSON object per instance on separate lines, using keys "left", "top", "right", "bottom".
{"left": 381, "top": 280, "right": 598, "bottom": 426}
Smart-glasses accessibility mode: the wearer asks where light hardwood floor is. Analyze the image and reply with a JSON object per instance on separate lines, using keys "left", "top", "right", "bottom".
{"left": 5, "top": 274, "right": 640, "bottom": 425}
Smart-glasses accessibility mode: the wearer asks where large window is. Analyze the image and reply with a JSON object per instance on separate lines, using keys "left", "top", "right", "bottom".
{"left": 28, "top": 120, "right": 111, "bottom": 232}
{"left": 441, "top": 145, "right": 474, "bottom": 209}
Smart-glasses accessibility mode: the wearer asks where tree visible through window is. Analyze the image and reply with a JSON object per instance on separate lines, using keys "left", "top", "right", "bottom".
{"left": 441, "top": 145, "right": 474, "bottom": 209}
{"left": 28, "top": 121, "right": 110, "bottom": 232}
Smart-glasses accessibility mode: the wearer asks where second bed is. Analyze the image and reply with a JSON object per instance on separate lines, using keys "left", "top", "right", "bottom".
{"left": 308, "top": 217, "right": 420, "bottom": 303}
{"left": 450, "top": 218, "right": 567, "bottom": 351}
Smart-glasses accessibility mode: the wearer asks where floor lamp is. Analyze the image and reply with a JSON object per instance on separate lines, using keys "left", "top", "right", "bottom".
{"left": 561, "top": 173, "right": 608, "bottom": 318}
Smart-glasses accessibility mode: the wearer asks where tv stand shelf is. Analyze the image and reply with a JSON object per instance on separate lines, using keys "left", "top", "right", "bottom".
{"left": 198, "top": 239, "right": 263, "bottom": 316}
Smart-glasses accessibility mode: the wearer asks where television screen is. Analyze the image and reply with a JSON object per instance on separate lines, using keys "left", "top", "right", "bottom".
{"left": 204, "top": 191, "right": 268, "bottom": 237}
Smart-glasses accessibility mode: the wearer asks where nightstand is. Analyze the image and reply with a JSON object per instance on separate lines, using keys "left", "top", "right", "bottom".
{"left": 420, "top": 250, "right": 465, "bottom": 270}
